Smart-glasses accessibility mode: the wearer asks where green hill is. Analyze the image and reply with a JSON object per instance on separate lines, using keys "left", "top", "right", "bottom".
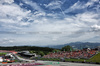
{"left": 89, "top": 52, "right": 100, "bottom": 63}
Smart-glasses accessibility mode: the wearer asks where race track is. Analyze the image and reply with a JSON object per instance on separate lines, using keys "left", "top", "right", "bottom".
{"left": 0, "top": 61, "right": 100, "bottom": 66}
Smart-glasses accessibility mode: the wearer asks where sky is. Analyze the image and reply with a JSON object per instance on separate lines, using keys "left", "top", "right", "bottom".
{"left": 0, "top": 0, "right": 100, "bottom": 46}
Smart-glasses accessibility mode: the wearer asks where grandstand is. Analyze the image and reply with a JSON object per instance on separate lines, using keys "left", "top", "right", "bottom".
{"left": 0, "top": 50, "right": 17, "bottom": 54}
{"left": 43, "top": 48, "right": 97, "bottom": 59}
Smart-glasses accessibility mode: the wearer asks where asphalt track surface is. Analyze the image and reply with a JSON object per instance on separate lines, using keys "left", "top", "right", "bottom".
{"left": 0, "top": 61, "right": 100, "bottom": 66}
{"left": 0, "top": 54, "right": 100, "bottom": 66}
{"left": 13, "top": 54, "right": 34, "bottom": 62}
{"left": 36, "top": 61, "right": 100, "bottom": 66}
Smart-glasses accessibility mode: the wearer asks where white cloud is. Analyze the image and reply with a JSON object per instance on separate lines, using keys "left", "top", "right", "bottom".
{"left": 22, "top": 0, "right": 44, "bottom": 12}
{"left": 70, "top": 1, "right": 85, "bottom": 10}
{"left": 0, "top": 38, "right": 15, "bottom": 44}
{"left": 4, "top": 0, "right": 14, "bottom": 4}
{"left": 86, "top": 0, "right": 99, "bottom": 7}
{"left": 76, "top": 12, "right": 99, "bottom": 23}
{"left": 0, "top": 0, "right": 14, "bottom": 4}
{"left": 19, "top": 3, "right": 23, "bottom": 6}
{"left": 65, "top": 0, "right": 100, "bottom": 13}
{"left": 0, "top": 4, "right": 31, "bottom": 18}
{"left": 44, "top": 0, "right": 63, "bottom": 9}
{"left": 91, "top": 25, "right": 100, "bottom": 31}
{"left": 0, "top": 1, "right": 32, "bottom": 30}
{"left": 0, "top": 0, "right": 100, "bottom": 46}
{"left": 34, "top": 11, "right": 46, "bottom": 17}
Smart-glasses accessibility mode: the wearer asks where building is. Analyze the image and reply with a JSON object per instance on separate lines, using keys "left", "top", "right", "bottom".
{"left": 18, "top": 51, "right": 37, "bottom": 58}
{"left": 5, "top": 53, "right": 15, "bottom": 59}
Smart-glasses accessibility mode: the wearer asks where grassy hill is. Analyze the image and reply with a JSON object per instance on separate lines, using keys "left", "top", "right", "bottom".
{"left": 89, "top": 52, "right": 100, "bottom": 63}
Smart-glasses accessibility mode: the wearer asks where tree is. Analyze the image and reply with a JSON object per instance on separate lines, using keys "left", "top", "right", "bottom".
{"left": 52, "top": 49, "right": 61, "bottom": 53}
{"left": 38, "top": 51, "right": 45, "bottom": 56}
{"left": 61, "top": 45, "right": 73, "bottom": 51}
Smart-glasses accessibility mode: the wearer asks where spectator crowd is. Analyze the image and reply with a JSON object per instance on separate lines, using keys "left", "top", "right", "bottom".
{"left": 43, "top": 49, "right": 97, "bottom": 59}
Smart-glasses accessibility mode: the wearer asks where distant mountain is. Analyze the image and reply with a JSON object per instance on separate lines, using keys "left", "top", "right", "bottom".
{"left": 47, "top": 42, "right": 100, "bottom": 49}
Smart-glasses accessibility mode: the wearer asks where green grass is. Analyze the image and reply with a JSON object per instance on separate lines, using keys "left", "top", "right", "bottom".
{"left": 0, "top": 53, "right": 7, "bottom": 55}
{"left": 40, "top": 58, "right": 60, "bottom": 61}
{"left": 88, "top": 52, "right": 100, "bottom": 63}
{"left": 65, "top": 58, "right": 85, "bottom": 62}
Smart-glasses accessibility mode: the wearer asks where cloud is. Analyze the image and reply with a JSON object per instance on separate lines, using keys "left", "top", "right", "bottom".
{"left": 65, "top": 0, "right": 100, "bottom": 13}
{"left": 5, "top": 0, "right": 14, "bottom": 4}
{"left": 0, "top": 1, "right": 32, "bottom": 30}
{"left": 91, "top": 25, "right": 100, "bottom": 31}
{"left": 0, "top": 0, "right": 14, "bottom": 4}
{"left": 44, "top": 0, "right": 64, "bottom": 10}
{"left": 0, "top": 0, "right": 100, "bottom": 46}
{"left": 0, "top": 38, "right": 15, "bottom": 45}
{"left": 76, "top": 12, "right": 99, "bottom": 24}
{"left": 86, "top": 0, "right": 99, "bottom": 7}
{"left": 22, "top": 0, "right": 44, "bottom": 12}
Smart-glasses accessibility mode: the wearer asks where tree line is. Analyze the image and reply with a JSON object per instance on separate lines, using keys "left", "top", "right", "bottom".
{"left": 0, "top": 45, "right": 73, "bottom": 56}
